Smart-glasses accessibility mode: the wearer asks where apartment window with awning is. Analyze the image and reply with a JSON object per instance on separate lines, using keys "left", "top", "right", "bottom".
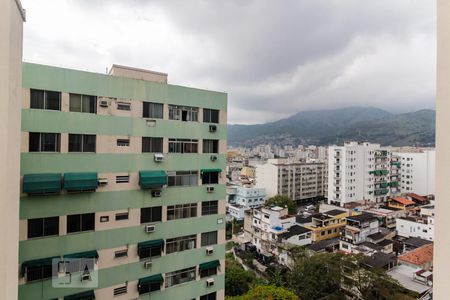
{"left": 199, "top": 260, "right": 220, "bottom": 278}
{"left": 64, "top": 290, "right": 96, "bottom": 300}
{"left": 21, "top": 256, "right": 58, "bottom": 282}
{"left": 23, "top": 173, "right": 62, "bottom": 195}
{"left": 138, "top": 239, "right": 165, "bottom": 259}
{"left": 138, "top": 274, "right": 164, "bottom": 295}
{"left": 64, "top": 172, "right": 98, "bottom": 192}
{"left": 139, "top": 170, "right": 167, "bottom": 189}
{"left": 201, "top": 169, "right": 221, "bottom": 185}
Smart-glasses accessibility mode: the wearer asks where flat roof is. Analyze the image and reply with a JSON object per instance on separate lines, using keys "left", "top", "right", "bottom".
{"left": 324, "top": 209, "right": 346, "bottom": 216}
{"left": 280, "top": 225, "right": 312, "bottom": 239}
{"left": 346, "top": 213, "right": 377, "bottom": 223}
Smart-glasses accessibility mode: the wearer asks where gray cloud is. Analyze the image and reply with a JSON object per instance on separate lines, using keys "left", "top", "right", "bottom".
{"left": 22, "top": 0, "right": 435, "bottom": 124}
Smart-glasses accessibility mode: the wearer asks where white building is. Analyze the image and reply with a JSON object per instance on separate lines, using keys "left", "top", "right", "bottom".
{"left": 255, "top": 159, "right": 327, "bottom": 202}
{"left": 393, "top": 149, "right": 435, "bottom": 195}
{"left": 328, "top": 142, "right": 401, "bottom": 207}
{"left": 396, "top": 215, "right": 434, "bottom": 242}
{"left": 227, "top": 186, "right": 266, "bottom": 220}
{"left": 340, "top": 213, "right": 380, "bottom": 253}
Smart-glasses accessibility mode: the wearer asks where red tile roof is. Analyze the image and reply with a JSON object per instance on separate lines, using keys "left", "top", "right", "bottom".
{"left": 407, "top": 193, "right": 428, "bottom": 203}
{"left": 399, "top": 244, "right": 433, "bottom": 267}
{"left": 391, "top": 197, "right": 415, "bottom": 206}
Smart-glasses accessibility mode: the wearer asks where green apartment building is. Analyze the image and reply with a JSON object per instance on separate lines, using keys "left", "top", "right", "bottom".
{"left": 18, "top": 63, "right": 227, "bottom": 300}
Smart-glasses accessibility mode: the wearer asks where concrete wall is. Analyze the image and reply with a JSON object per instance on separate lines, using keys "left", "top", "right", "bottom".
{"left": 0, "top": 1, "right": 24, "bottom": 299}
{"left": 435, "top": 1, "right": 450, "bottom": 297}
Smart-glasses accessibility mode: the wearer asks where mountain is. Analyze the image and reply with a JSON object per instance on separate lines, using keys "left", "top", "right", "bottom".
{"left": 228, "top": 107, "right": 435, "bottom": 147}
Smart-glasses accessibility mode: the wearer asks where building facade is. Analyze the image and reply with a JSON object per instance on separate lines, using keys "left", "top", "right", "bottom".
{"left": 18, "top": 63, "right": 227, "bottom": 300}
{"left": 328, "top": 142, "right": 401, "bottom": 207}
{"left": 255, "top": 159, "right": 327, "bottom": 203}
{"left": 0, "top": 1, "right": 25, "bottom": 299}
{"left": 227, "top": 186, "right": 266, "bottom": 220}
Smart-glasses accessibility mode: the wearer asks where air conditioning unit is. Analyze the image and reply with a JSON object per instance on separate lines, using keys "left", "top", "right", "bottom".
{"left": 145, "top": 225, "right": 155, "bottom": 233}
{"left": 209, "top": 125, "right": 217, "bottom": 132}
{"left": 206, "top": 247, "right": 214, "bottom": 255}
{"left": 206, "top": 278, "right": 215, "bottom": 287}
{"left": 98, "top": 178, "right": 108, "bottom": 186}
{"left": 207, "top": 186, "right": 215, "bottom": 193}
{"left": 81, "top": 271, "right": 91, "bottom": 282}
{"left": 144, "top": 260, "right": 152, "bottom": 269}
{"left": 210, "top": 155, "right": 218, "bottom": 161}
{"left": 151, "top": 190, "right": 161, "bottom": 197}
{"left": 154, "top": 153, "right": 164, "bottom": 162}
{"left": 99, "top": 100, "right": 109, "bottom": 107}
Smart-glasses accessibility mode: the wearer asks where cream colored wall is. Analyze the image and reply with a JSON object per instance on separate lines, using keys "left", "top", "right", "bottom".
{"left": 435, "top": 1, "right": 450, "bottom": 298}
{"left": 97, "top": 245, "right": 139, "bottom": 270}
{"left": 0, "top": 1, "right": 24, "bottom": 299}
{"left": 96, "top": 135, "right": 140, "bottom": 154}
{"left": 95, "top": 208, "right": 140, "bottom": 232}
{"left": 93, "top": 280, "right": 139, "bottom": 300}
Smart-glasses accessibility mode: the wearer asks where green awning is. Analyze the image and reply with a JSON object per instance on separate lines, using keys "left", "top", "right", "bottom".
{"left": 139, "top": 274, "right": 164, "bottom": 286}
{"left": 64, "top": 250, "right": 98, "bottom": 259}
{"left": 23, "top": 173, "right": 62, "bottom": 194}
{"left": 139, "top": 171, "right": 167, "bottom": 189}
{"left": 380, "top": 170, "right": 389, "bottom": 175}
{"left": 64, "top": 172, "right": 98, "bottom": 192}
{"left": 199, "top": 260, "right": 220, "bottom": 270}
{"left": 64, "top": 290, "right": 95, "bottom": 300}
{"left": 138, "top": 239, "right": 165, "bottom": 251}
{"left": 21, "top": 256, "right": 59, "bottom": 276}
{"left": 200, "top": 168, "right": 222, "bottom": 174}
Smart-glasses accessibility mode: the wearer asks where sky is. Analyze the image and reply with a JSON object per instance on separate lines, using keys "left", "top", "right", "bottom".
{"left": 22, "top": 0, "right": 436, "bottom": 124}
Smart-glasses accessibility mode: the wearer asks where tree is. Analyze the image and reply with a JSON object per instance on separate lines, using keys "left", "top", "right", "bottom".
{"left": 265, "top": 195, "right": 296, "bottom": 214}
{"left": 227, "top": 285, "right": 299, "bottom": 300}
{"left": 225, "top": 255, "right": 258, "bottom": 296}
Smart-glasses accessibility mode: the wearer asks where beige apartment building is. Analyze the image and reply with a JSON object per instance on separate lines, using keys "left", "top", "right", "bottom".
{"left": 0, "top": 1, "right": 25, "bottom": 299}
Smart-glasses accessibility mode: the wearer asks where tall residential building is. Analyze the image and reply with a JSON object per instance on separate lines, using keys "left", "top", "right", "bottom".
{"left": 434, "top": 1, "right": 449, "bottom": 295}
{"left": 393, "top": 149, "right": 435, "bottom": 195}
{"left": 0, "top": 1, "right": 25, "bottom": 299}
{"left": 227, "top": 186, "right": 266, "bottom": 220}
{"left": 255, "top": 159, "right": 327, "bottom": 203}
{"left": 327, "top": 142, "right": 401, "bottom": 207}
{"left": 18, "top": 63, "right": 227, "bottom": 300}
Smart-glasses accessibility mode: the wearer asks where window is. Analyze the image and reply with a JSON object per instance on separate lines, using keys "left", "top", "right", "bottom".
{"left": 117, "top": 139, "right": 130, "bottom": 147}
{"left": 168, "top": 139, "right": 198, "bottom": 153}
{"left": 166, "top": 234, "right": 197, "bottom": 254}
{"left": 167, "top": 203, "right": 197, "bottom": 220}
{"left": 26, "top": 263, "right": 53, "bottom": 282}
{"left": 140, "top": 206, "right": 162, "bottom": 224}
{"left": 200, "top": 265, "right": 218, "bottom": 278}
{"left": 202, "top": 172, "right": 219, "bottom": 185}
{"left": 169, "top": 105, "right": 198, "bottom": 121}
{"left": 67, "top": 213, "right": 95, "bottom": 233}
{"left": 116, "top": 175, "right": 129, "bottom": 183}
{"left": 167, "top": 171, "right": 198, "bottom": 187}
{"left": 68, "top": 134, "right": 96, "bottom": 152}
{"left": 115, "top": 213, "right": 129, "bottom": 221}
{"left": 201, "top": 292, "right": 217, "bottom": 300}
{"left": 201, "top": 231, "right": 218, "bottom": 247}
{"left": 143, "top": 102, "right": 163, "bottom": 119}
{"left": 202, "top": 201, "right": 218, "bottom": 216}
{"left": 203, "top": 140, "right": 219, "bottom": 153}
{"left": 30, "top": 89, "right": 61, "bottom": 110}
{"left": 69, "top": 94, "right": 97, "bottom": 113}
{"left": 165, "top": 267, "right": 196, "bottom": 288}
{"left": 139, "top": 244, "right": 163, "bottom": 259}
{"left": 115, "top": 249, "right": 128, "bottom": 258}
{"left": 117, "top": 102, "right": 131, "bottom": 111}
{"left": 203, "top": 109, "right": 219, "bottom": 123}
{"left": 100, "top": 216, "right": 109, "bottom": 223}
{"left": 142, "top": 137, "right": 163, "bottom": 153}
{"left": 27, "top": 217, "right": 59, "bottom": 238}
{"left": 113, "top": 285, "right": 127, "bottom": 296}
{"left": 29, "top": 132, "right": 60, "bottom": 152}
{"left": 139, "top": 280, "right": 161, "bottom": 294}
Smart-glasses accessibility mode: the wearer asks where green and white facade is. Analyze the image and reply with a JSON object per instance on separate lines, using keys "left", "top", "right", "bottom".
{"left": 18, "top": 63, "right": 227, "bottom": 300}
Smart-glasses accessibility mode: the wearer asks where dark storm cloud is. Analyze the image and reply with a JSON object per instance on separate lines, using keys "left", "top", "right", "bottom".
{"left": 22, "top": 0, "right": 435, "bottom": 124}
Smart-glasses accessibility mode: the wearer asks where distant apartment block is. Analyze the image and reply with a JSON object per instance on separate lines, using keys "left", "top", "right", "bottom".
{"left": 396, "top": 205, "right": 435, "bottom": 241}
{"left": 18, "top": 63, "right": 227, "bottom": 300}
{"left": 328, "top": 142, "right": 401, "bottom": 207}
{"left": 255, "top": 159, "right": 327, "bottom": 203}
{"left": 227, "top": 186, "right": 266, "bottom": 220}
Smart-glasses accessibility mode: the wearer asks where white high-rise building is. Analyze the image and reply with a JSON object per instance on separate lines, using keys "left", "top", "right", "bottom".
{"left": 393, "top": 149, "right": 435, "bottom": 195}
{"left": 328, "top": 142, "right": 400, "bottom": 207}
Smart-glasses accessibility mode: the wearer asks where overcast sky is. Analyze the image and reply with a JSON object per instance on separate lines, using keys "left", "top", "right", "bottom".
{"left": 22, "top": 0, "right": 435, "bottom": 124}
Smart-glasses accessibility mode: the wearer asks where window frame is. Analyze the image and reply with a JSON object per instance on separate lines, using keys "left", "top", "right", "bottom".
{"left": 67, "top": 213, "right": 95, "bottom": 234}
{"left": 164, "top": 267, "right": 196, "bottom": 288}
{"left": 27, "top": 216, "right": 59, "bottom": 239}
{"left": 29, "top": 132, "right": 61, "bottom": 152}
{"left": 202, "top": 139, "right": 219, "bottom": 154}
{"left": 68, "top": 134, "right": 96, "bottom": 153}
{"left": 167, "top": 203, "right": 197, "bottom": 220}
{"left": 168, "top": 138, "right": 198, "bottom": 154}
{"left": 203, "top": 109, "right": 219, "bottom": 124}
{"left": 201, "top": 201, "right": 218, "bottom": 216}
{"left": 201, "top": 231, "right": 218, "bottom": 247}
{"left": 167, "top": 171, "right": 198, "bottom": 187}
{"left": 143, "top": 101, "right": 164, "bottom": 119}
{"left": 69, "top": 93, "right": 97, "bottom": 114}
{"left": 140, "top": 206, "right": 162, "bottom": 224}
{"left": 30, "top": 89, "right": 61, "bottom": 111}
{"left": 142, "top": 137, "right": 164, "bottom": 153}
{"left": 165, "top": 234, "right": 197, "bottom": 254}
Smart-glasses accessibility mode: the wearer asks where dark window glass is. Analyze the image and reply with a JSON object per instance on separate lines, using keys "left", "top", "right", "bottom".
{"left": 166, "top": 235, "right": 196, "bottom": 254}
{"left": 202, "top": 201, "right": 218, "bottom": 216}
{"left": 69, "top": 94, "right": 97, "bottom": 113}
{"left": 117, "top": 103, "right": 131, "bottom": 111}
{"left": 26, "top": 264, "right": 53, "bottom": 282}
{"left": 167, "top": 171, "right": 198, "bottom": 187}
{"left": 30, "top": 89, "right": 60, "bottom": 110}
{"left": 203, "top": 140, "right": 219, "bottom": 153}
{"left": 168, "top": 139, "right": 198, "bottom": 153}
{"left": 117, "top": 139, "right": 130, "bottom": 146}
{"left": 143, "top": 102, "right": 164, "bottom": 119}
{"left": 139, "top": 281, "right": 161, "bottom": 295}
{"left": 27, "top": 217, "right": 59, "bottom": 238}
{"left": 167, "top": 203, "right": 197, "bottom": 220}
{"left": 67, "top": 213, "right": 95, "bottom": 234}
{"left": 29, "top": 132, "right": 40, "bottom": 152}
{"left": 203, "top": 109, "right": 219, "bottom": 123}
{"left": 139, "top": 245, "right": 162, "bottom": 259}
{"left": 29, "top": 133, "right": 60, "bottom": 152}
{"left": 82, "top": 213, "right": 95, "bottom": 231}
{"left": 83, "top": 135, "right": 96, "bottom": 152}
{"left": 68, "top": 134, "right": 82, "bottom": 152}
{"left": 30, "top": 89, "right": 44, "bottom": 109}
{"left": 202, "top": 172, "right": 219, "bottom": 185}
{"left": 140, "top": 207, "right": 162, "bottom": 224}
{"left": 200, "top": 266, "right": 217, "bottom": 278}
{"left": 142, "top": 137, "right": 163, "bottom": 153}
{"left": 201, "top": 231, "right": 217, "bottom": 247}
{"left": 200, "top": 292, "right": 217, "bottom": 300}
{"left": 116, "top": 213, "right": 129, "bottom": 221}
{"left": 46, "top": 91, "right": 61, "bottom": 110}
{"left": 67, "top": 214, "right": 81, "bottom": 234}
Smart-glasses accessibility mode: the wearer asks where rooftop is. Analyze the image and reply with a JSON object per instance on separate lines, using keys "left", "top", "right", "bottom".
{"left": 390, "top": 197, "right": 415, "bottom": 206}
{"left": 280, "top": 225, "right": 312, "bottom": 239}
{"left": 387, "top": 265, "right": 432, "bottom": 294}
{"left": 367, "top": 232, "right": 385, "bottom": 241}
{"left": 363, "top": 252, "right": 396, "bottom": 269}
{"left": 346, "top": 213, "right": 377, "bottom": 223}
{"left": 399, "top": 244, "right": 433, "bottom": 267}
{"left": 323, "top": 209, "right": 346, "bottom": 216}
{"left": 306, "top": 238, "right": 340, "bottom": 252}
{"left": 403, "top": 237, "right": 433, "bottom": 249}
{"left": 407, "top": 193, "right": 428, "bottom": 203}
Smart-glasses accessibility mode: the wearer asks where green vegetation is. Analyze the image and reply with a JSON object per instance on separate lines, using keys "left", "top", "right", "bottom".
{"left": 225, "top": 253, "right": 263, "bottom": 297}
{"left": 265, "top": 195, "right": 296, "bottom": 214}
{"left": 227, "top": 285, "right": 298, "bottom": 300}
